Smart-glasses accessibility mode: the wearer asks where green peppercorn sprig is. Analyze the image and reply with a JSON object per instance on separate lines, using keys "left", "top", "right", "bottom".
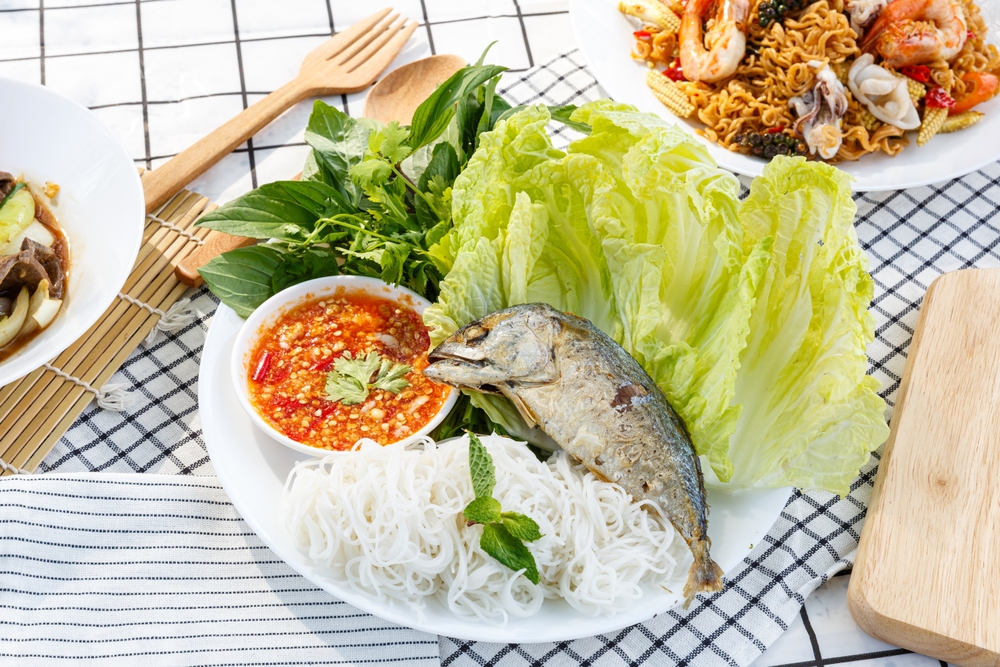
{"left": 734, "top": 131, "right": 808, "bottom": 160}
{"left": 757, "top": 0, "right": 804, "bottom": 28}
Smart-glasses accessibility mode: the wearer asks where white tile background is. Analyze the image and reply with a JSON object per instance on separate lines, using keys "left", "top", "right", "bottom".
{"left": 0, "top": 2, "right": 969, "bottom": 666}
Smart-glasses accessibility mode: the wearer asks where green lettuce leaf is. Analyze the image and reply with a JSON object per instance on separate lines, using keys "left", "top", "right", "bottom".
{"left": 726, "top": 157, "right": 889, "bottom": 494}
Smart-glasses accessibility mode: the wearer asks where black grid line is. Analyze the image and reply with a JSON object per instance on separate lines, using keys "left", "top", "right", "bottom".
{"left": 135, "top": 0, "right": 151, "bottom": 171}
{"left": 229, "top": 0, "right": 257, "bottom": 189}
{"left": 37, "top": 0, "right": 44, "bottom": 85}
{"left": 512, "top": 0, "right": 533, "bottom": 68}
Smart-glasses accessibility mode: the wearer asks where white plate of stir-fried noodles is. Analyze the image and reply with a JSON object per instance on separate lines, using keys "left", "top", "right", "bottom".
{"left": 571, "top": 0, "right": 1000, "bottom": 191}
{"left": 200, "top": 303, "right": 793, "bottom": 643}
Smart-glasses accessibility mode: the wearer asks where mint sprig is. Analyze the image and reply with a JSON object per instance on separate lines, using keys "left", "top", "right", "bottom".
{"left": 463, "top": 433, "right": 542, "bottom": 584}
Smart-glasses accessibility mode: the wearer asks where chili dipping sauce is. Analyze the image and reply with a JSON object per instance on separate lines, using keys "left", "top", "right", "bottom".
{"left": 247, "top": 289, "right": 450, "bottom": 451}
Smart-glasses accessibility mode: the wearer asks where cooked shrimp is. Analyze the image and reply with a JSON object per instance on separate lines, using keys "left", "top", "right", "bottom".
{"left": 861, "top": 0, "right": 967, "bottom": 67}
{"left": 678, "top": 0, "right": 750, "bottom": 83}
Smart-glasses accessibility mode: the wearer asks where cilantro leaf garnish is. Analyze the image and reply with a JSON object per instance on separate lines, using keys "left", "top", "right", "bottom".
{"left": 463, "top": 433, "right": 543, "bottom": 584}
{"left": 324, "top": 351, "right": 411, "bottom": 406}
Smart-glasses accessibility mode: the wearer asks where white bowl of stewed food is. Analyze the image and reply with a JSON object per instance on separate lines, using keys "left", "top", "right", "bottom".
{"left": 0, "top": 76, "right": 144, "bottom": 386}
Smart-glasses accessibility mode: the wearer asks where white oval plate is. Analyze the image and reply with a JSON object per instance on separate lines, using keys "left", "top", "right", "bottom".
{"left": 202, "top": 303, "right": 792, "bottom": 642}
{"left": 0, "top": 76, "right": 144, "bottom": 385}
{"left": 569, "top": 0, "right": 1000, "bottom": 191}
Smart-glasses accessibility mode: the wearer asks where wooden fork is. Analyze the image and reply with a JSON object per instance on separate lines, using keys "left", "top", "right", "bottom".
{"left": 141, "top": 8, "right": 417, "bottom": 280}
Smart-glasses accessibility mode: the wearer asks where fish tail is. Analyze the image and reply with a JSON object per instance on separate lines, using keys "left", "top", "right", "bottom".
{"left": 682, "top": 539, "right": 724, "bottom": 608}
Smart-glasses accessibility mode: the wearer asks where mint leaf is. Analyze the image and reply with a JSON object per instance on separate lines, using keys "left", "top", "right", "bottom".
{"left": 501, "top": 512, "right": 542, "bottom": 542}
{"left": 480, "top": 523, "right": 540, "bottom": 584}
{"left": 198, "top": 244, "right": 285, "bottom": 318}
{"left": 463, "top": 496, "right": 501, "bottom": 524}
{"left": 467, "top": 433, "right": 495, "bottom": 499}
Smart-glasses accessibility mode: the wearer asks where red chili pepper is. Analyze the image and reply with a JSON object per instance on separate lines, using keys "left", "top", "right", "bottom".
{"left": 252, "top": 351, "right": 274, "bottom": 382}
{"left": 951, "top": 72, "right": 999, "bottom": 114}
{"left": 900, "top": 65, "right": 931, "bottom": 84}
{"left": 967, "top": 30, "right": 975, "bottom": 41}
{"left": 925, "top": 86, "right": 957, "bottom": 109}
{"left": 764, "top": 126, "right": 786, "bottom": 133}
{"left": 311, "top": 351, "right": 348, "bottom": 372}
{"left": 633, "top": 30, "right": 651, "bottom": 39}
{"left": 663, "top": 61, "right": 686, "bottom": 82}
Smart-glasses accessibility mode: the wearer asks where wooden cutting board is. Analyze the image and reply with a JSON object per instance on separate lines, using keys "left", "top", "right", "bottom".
{"left": 848, "top": 268, "right": 1000, "bottom": 667}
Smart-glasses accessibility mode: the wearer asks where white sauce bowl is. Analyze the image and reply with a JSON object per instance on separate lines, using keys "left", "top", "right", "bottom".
{"left": 231, "top": 276, "right": 458, "bottom": 456}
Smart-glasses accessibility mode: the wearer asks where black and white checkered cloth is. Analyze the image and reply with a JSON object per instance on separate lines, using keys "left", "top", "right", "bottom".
{"left": 18, "top": 52, "right": 1000, "bottom": 666}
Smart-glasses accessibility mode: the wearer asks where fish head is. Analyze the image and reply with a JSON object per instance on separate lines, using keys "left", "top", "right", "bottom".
{"left": 423, "top": 303, "right": 561, "bottom": 393}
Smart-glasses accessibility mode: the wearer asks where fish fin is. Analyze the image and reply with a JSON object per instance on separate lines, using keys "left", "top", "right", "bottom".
{"left": 505, "top": 391, "right": 539, "bottom": 428}
{"left": 681, "top": 540, "right": 724, "bottom": 608}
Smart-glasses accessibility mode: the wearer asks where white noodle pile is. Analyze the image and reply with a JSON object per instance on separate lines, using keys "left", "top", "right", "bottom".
{"left": 283, "top": 434, "right": 681, "bottom": 625}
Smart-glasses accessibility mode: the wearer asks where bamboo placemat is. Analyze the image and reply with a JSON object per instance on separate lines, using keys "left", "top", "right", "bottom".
{"left": 0, "top": 187, "right": 217, "bottom": 476}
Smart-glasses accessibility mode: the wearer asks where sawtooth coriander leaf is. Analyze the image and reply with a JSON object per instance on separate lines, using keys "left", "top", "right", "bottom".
{"left": 324, "top": 351, "right": 411, "bottom": 406}
{"left": 463, "top": 433, "right": 543, "bottom": 584}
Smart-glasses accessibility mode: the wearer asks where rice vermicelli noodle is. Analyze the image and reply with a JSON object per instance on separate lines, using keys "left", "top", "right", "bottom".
{"left": 283, "top": 434, "right": 683, "bottom": 625}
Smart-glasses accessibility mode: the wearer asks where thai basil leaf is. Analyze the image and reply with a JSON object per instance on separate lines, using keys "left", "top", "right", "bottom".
{"left": 414, "top": 142, "right": 460, "bottom": 230}
{"left": 198, "top": 244, "right": 285, "bottom": 318}
{"left": 271, "top": 247, "right": 341, "bottom": 294}
{"left": 302, "top": 150, "right": 335, "bottom": 186}
{"left": 304, "top": 100, "right": 369, "bottom": 206}
{"left": 408, "top": 64, "right": 507, "bottom": 152}
{"left": 196, "top": 181, "right": 353, "bottom": 241}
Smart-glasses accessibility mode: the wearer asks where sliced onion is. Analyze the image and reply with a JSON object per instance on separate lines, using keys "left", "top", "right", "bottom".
{"left": 1, "top": 220, "right": 56, "bottom": 256}
{"left": 20, "top": 279, "right": 61, "bottom": 336}
{"left": 0, "top": 287, "right": 30, "bottom": 348}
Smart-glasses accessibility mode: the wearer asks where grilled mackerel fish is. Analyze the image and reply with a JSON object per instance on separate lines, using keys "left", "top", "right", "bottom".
{"left": 423, "top": 303, "right": 723, "bottom": 605}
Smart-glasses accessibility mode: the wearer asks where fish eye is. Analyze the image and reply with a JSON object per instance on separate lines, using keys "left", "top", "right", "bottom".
{"left": 463, "top": 325, "right": 488, "bottom": 342}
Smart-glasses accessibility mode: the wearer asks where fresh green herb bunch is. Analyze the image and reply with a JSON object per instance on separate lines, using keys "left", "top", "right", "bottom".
{"left": 196, "top": 46, "right": 590, "bottom": 319}
{"left": 756, "top": 0, "right": 804, "bottom": 28}
{"left": 733, "top": 131, "right": 808, "bottom": 160}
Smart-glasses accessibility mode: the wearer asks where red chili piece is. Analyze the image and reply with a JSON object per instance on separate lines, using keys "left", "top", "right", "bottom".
{"left": 900, "top": 65, "right": 931, "bottom": 84}
{"left": 633, "top": 30, "right": 651, "bottom": 39}
{"left": 252, "top": 351, "right": 273, "bottom": 382}
{"left": 764, "top": 126, "right": 786, "bottom": 133}
{"left": 967, "top": 30, "right": 975, "bottom": 41}
{"left": 925, "top": 86, "right": 956, "bottom": 109}
{"left": 663, "top": 62, "right": 686, "bottom": 81}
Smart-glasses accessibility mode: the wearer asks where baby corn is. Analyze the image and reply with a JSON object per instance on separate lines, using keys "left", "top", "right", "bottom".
{"left": 647, "top": 70, "right": 695, "bottom": 118}
{"left": 940, "top": 110, "right": 984, "bottom": 134}
{"left": 906, "top": 78, "right": 926, "bottom": 102}
{"left": 861, "top": 110, "right": 880, "bottom": 131}
{"left": 619, "top": 0, "right": 681, "bottom": 33}
{"left": 917, "top": 107, "right": 948, "bottom": 146}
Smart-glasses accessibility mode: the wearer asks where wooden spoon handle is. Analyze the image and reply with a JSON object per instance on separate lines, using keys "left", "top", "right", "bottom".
{"left": 143, "top": 78, "right": 308, "bottom": 214}
{"left": 175, "top": 231, "right": 257, "bottom": 287}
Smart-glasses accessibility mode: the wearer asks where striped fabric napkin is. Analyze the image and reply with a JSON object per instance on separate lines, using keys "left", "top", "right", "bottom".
{"left": 0, "top": 474, "right": 441, "bottom": 666}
